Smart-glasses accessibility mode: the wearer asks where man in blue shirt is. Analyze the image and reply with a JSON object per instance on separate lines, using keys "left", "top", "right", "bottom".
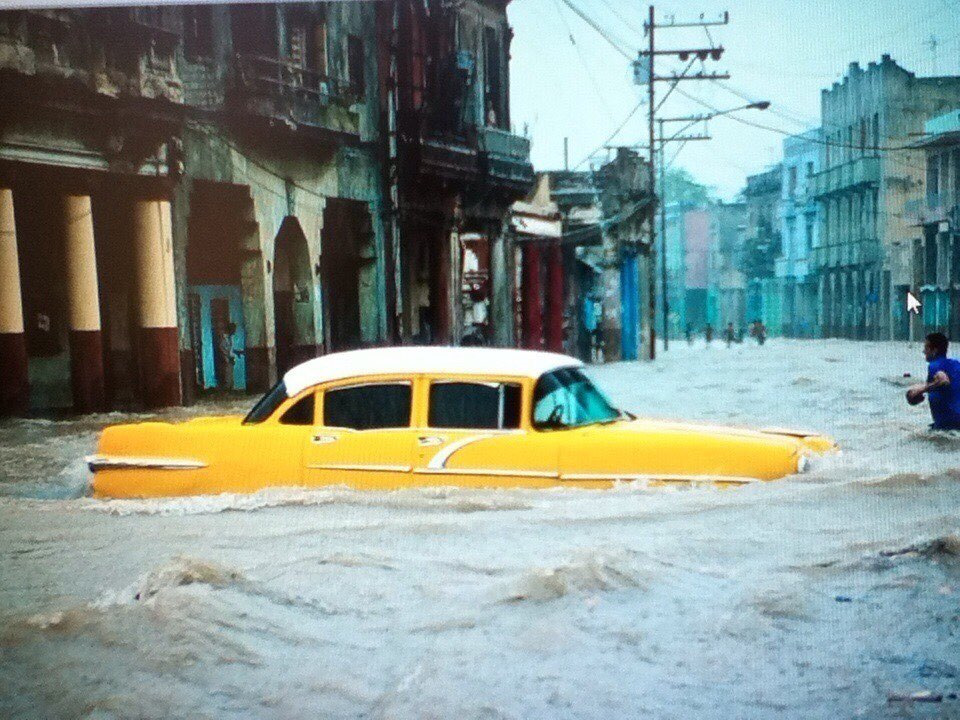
{"left": 906, "top": 333, "right": 960, "bottom": 430}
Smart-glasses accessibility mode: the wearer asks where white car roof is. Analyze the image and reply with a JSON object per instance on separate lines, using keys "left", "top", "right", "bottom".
{"left": 283, "top": 346, "right": 583, "bottom": 397}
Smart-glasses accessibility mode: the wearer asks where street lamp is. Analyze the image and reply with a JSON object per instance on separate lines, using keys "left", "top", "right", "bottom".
{"left": 658, "top": 100, "right": 769, "bottom": 351}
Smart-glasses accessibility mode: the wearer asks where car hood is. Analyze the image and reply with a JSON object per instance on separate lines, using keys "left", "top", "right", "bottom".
{"left": 607, "top": 418, "right": 836, "bottom": 454}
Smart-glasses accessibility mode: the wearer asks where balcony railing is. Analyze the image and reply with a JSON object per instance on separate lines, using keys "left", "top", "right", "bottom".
{"left": 231, "top": 54, "right": 361, "bottom": 137}
{"left": 812, "top": 156, "right": 881, "bottom": 197}
{"left": 904, "top": 195, "right": 955, "bottom": 226}
{"left": 478, "top": 127, "right": 534, "bottom": 191}
{"left": 810, "top": 238, "right": 881, "bottom": 268}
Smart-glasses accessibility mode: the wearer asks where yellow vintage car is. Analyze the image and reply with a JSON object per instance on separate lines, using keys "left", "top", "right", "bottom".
{"left": 88, "top": 347, "right": 836, "bottom": 498}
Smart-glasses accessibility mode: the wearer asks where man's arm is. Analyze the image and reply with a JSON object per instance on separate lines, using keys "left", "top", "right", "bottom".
{"left": 907, "top": 371, "right": 951, "bottom": 402}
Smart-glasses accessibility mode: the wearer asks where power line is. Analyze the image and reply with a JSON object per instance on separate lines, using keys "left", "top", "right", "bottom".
{"left": 573, "top": 97, "right": 645, "bottom": 169}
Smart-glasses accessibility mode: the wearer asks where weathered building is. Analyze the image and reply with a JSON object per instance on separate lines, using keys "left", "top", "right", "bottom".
{"left": 547, "top": 169, "right": 604, "bottom": 361}
{"left": 741, "top": 166, "right": 782, "bottom": 333}
{"left": 510, "top": 174, "right": 563, "bottom": 352}
{"left": 705, "top": 200, "right": 747, "bottom": 333}
{"left": 0, "top": 3, "right": 390, "bottom": 415}
{"left": 811, "top": 56, "right": 960, "bottom": 340}
{"left": 391, "top": 0, "right": 533, "bottom": 348}
{"left": 660, "top": 204, "right": 711, "bottom": 338}
{"left": 777, "top": 129, "right": 820, "bottom": 337}
{"left": 909, "top": 108, "right": 960, "bottom": 338}
{"left": 543, "top": 153, "right": 655, "bottom": 363}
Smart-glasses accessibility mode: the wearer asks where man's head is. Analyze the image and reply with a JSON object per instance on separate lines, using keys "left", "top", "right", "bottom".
{"left": 924, "top": 332, "right": 949, "bottom": 361}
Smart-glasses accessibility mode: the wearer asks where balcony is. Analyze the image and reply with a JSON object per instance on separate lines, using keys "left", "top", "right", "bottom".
{"left": 417, "top": 126, "right": 480, "bottom": 183}
{"left": 811, "top": 156, "right": 881, "bottom": 198}
{"left": 229, "top": 54, "right": 361, "bottom": 141}
{"left": 478, "top": 127, "right": 534, "bottom": 192}
{"left": 904, "top": 195, "right": 955, "bottom": 227}
{"left": 810, "top": 238, "right": 881, "bottom": 268}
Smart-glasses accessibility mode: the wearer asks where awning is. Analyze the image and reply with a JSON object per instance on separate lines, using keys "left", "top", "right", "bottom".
{"left": 511, "top": 213, "right": 562, "bottom": 239}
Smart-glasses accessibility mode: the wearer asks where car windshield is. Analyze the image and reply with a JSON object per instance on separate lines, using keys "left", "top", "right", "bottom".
{"left": 243, "top": 380, "right": 288, "bottom": 424}
{"left": 532, "top": 367, "right": 622, "bottom": 429}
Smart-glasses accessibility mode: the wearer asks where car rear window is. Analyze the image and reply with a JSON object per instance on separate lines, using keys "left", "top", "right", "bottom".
{"left": 323, "top": 383, "right": 411, "bottom": 430}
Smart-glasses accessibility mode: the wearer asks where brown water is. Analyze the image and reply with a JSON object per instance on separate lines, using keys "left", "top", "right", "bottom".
{"left": 1, "top": 339, "right": 958, "bottom": 719}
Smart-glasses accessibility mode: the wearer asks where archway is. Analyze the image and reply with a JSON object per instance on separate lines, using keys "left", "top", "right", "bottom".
{"left": 273, "top": 216, "right": 317, "bottom": 375}
{"left": 185, "top": 182, "right": 253, "bottom": 393}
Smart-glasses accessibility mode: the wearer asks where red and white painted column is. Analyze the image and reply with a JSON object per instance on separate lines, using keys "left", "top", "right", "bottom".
{"left": 133, "top": 199, "right": 181, "bottom": 408}
{"left": 545, "top": 241, "right": 564, "bottom": 353}
{"left": 521, "top": 242, "right": 543, "bottom": 350}
{"left": 0, "top": 187, "right": 29, "bottom": 415}
{"left": 63, "top": 194, "right": 106, "bottom": 413}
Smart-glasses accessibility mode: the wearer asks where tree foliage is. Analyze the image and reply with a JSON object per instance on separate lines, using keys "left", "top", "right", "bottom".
{"left": 662, "top": 167, "right": 714, "bottom": 207}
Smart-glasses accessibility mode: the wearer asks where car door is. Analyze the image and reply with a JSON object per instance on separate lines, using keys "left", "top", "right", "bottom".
{"left": 411, "top": 376, "right": 562, "bottom": 489}
{"left": 302, "top": 377, "right": 416, "bottom": 490}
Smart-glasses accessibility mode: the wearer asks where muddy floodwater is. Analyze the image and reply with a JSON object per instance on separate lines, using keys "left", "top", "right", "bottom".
{"left": 1, "top": 339, "right": 958, "bottom": 719}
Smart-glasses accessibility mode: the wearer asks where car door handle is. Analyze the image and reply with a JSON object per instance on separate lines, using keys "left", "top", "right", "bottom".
{"left": 418, "top": 436, "right": 446, "bottom": 446}
{"left": 312, "top": 434, "right": 339, "bottom": 445}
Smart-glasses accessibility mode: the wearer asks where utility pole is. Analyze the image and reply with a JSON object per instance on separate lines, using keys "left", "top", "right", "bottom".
{"left": 638, "top": 6, "right": 729, "bottom": 359}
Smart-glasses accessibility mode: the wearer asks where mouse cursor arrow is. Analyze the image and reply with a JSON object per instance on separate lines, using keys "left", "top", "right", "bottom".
{"left": 907, "top": 291, "right": 922, "bottom": 315}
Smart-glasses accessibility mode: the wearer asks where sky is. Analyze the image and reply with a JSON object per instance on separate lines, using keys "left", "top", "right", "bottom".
{"left": 507, "top": 0, "right": 960, "bottom": 199}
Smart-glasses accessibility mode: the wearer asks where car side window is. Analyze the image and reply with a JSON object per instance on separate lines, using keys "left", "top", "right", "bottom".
{"left": 323, "top": 383, "right": 411, "bottom": 430}
{"left": 279, "top": 393, "right": 315, "bottom": 425}
{"left": 428, "top": 381, "right": 521, "bottom": 429}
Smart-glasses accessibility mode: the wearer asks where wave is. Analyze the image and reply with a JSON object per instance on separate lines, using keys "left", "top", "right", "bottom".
{"left": 863, "top": 469, "right": 960, "bottom": 490}
{"left": 84, "top": 485, "right": 535, "bottom": 517}
{"left": 501, "top": 549, "right": 646, "bottom": 603}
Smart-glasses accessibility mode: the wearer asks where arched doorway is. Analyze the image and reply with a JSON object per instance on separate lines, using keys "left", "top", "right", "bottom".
{"left": 185, "top": 182, "right": 252, "bottom": 393}
{"left": 273, "top": 217, "right": 317, "bottom": 375}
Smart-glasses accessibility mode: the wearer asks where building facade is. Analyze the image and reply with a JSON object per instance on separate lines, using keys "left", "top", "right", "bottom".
{"left": 705, "top": 200, "right": 747, "bottom": 333}
{"left": 811, "top": 55, "right": 960, "bottom": 340}
{"left": 391, "top": 0, "right": 533, "bottom": 348}
{"left": 910, "top": 108, "right": 960, "bottom": 339}
{"left": 777, "top": 129, "right": 821, "bottom": 337}
{"left": 741, "top": 166, "right": 783, "bottom": 334}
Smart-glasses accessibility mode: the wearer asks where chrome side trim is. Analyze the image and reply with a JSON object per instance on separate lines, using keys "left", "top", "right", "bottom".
{"left": 414, "top": 467, "right": 558, "bottom": 478}
{"left": 307, "top": 463, "right": 412, "bottom": 473}
{"left": 426, "top": 434, "right": 493, "bottom": 469}
{"left": 85, "top": 455, "right": 207, "bottom": 472}
{"left": 558, "top": 473, "right": 758, "bottom": 485}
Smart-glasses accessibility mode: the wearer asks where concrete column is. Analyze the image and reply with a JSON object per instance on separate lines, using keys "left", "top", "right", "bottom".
{"left": 63, "top": 194, "right": 106, "bottom": 413}
{"left": 545, "top": 241, "right": 564, "bottom": 353}
{"left": 488, "top": 219, "right": 514, "bottom": 348}
{"left": 0, "top": 188, "right": 29, "bottom": 415}
{"left": 521, "top": 243, "right": 543, "bottom": 349}
{"left": 132, "top": 199, "right": 181, "bottom": 408}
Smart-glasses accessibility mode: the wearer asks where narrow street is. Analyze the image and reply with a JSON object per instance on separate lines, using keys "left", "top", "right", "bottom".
{"left": 1, "top": 339, "right": 957, "bottom": 719}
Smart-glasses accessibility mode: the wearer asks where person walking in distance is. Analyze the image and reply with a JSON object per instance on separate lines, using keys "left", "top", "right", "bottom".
{"left": 906, "top": 332, "right": 960, "bottom": 430}
{"left": 725, "top": 322, "right": 735, "bottom": 348}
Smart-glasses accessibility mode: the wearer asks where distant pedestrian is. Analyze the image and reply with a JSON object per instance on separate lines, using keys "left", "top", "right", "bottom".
{"left": 906, "top": 332, "right": 960, "bottom": 430}
{"left": 704, "top": 324, "right": 713, "bottom": 345}
{"left": 725, "top": 322, "right": 735, "bottom": 348}
{"left": 218, "top": 322, "right": 237, "bottom": 390}
{"left": 685, "top": 323, "right": 693, "bottom": 345}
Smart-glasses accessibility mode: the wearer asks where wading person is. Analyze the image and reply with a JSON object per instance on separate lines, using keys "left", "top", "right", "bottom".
{"left": 906, "top": 332, "right": 960, "bottom": 430}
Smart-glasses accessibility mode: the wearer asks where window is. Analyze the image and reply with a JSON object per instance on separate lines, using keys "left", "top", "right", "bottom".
{"left": 429, "top": 381, "right": 521, "bottom": 429}
{"left": 483, "top": 25, "right": 503, "bottom": 127}
{"left": 806, "top": 161, "right": 814, "bottom": 178}
{"left": 323, "top": 383, "right": 410, "bottom": 430}
{"left": 280, "top": 393, "right": 315, "bottom": 425}
{"left": 347, "top": 34, "right": 364, "bottom": 94}
{"left": 788, "top": 166, "right": 797, "bottom": 198}
{"left": 532, "top": 368, "right": 621, "bottom": 430}
{"left": 307, "top": 19, "right": 328, "bottom": 78}
{"left": 183, "top": 5, "right": 214, "bottom": 60}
